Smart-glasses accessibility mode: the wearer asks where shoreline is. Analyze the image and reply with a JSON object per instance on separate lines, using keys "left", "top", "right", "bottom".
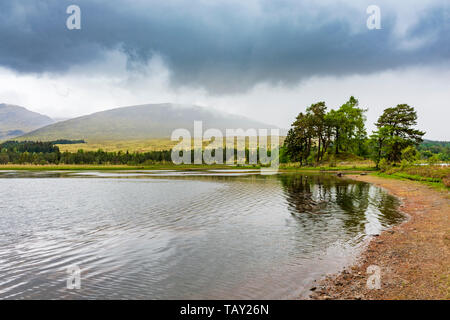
{"left": 0, "top": 163, "right": 374, "bottom": 171}
{"left": 309, "top": 174, "right": 449, "bottom": 300}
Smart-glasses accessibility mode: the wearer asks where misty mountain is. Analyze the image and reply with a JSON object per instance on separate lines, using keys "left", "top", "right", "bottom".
{"left": 19, "top": 103, "right": 280, "bottom": 141}
{"left": 0, "top": 103, "right": 55, "bottom": 140}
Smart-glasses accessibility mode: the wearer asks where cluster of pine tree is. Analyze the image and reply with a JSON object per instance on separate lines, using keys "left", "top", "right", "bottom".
{"left": 282, "top": 97, "right": 427, "bottom": 168}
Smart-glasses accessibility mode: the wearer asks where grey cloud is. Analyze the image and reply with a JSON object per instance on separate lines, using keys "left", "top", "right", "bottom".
{"left": 0, "top": 0, "right": 449, "bottom": 93}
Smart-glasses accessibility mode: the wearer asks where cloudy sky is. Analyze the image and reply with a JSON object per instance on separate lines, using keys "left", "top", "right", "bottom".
{"left": 0, "top": 0, "right": 449, "bottom": 139}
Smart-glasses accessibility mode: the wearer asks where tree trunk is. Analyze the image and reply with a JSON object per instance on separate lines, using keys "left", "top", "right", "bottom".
{"left": 335, "top": 128, "right": 340, "bottom": 155}
{"left": 317, "top": 137, "right": 321, "bottom": 163}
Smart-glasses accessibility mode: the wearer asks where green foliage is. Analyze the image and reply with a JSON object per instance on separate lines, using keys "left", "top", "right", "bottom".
{"left": 378, "top": 158, "right": 390, "bottom": 172}
{"left": 326, "top": 96, "right": 367, "bottom": 156}
{"left": 401, "top": 146, "right": 419, "bottom": 163}
{"left": 329, "top": 154, "right": 336, "bottom": 167}
{"left": 0, "top": 141, "right": 59, "bottom": 153}
{"left": 0, "top": 141, "right": 174, "bottom": 165}
{"left": 373, "top": 104, "right": 425, "bottom": 163}
{"left": 0, "top": 151, "right": 9, "bottom": 164}
{"left": 427, "top": 154, "right": 441, "bottom": 165}
{"left": 279, "top": 145, "right": 290, "bottom": 163}
{"left": 50, "top": 139, "right": 86, "bottom": 145}
{"left": 418, "top": 140, "right": 450, "bottom": 161}
{"left": 369, "top": 126, "right": 390, "bottom": 168}
{"left": 399, "top": 159, "right": 409, "bottom": 170}
{"left": 378, "top": 165, "right": 450, "bottom": 189}
{"left": 0, "top": 141, "right": 278, "bottom": 166}
{"left": 284, "top": 96, "right": 367, "bottom": 165}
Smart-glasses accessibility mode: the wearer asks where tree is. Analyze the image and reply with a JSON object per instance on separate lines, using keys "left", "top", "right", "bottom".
{"left": 369, "top": 126, "right": 390, "bottom": 168}
{"left": 0, "top": 152, "right": 9, "bottom": 164}
{"left": 285, "top": 102, "right": 332, "bottom": 165}
{"left": 284, "top": 97, "right": 368, "bottom": 166}
{"left": 306, "top": 102, "right": 328, "bottom": 163}
{"left": 327, "top": 96, "right": 367, "bottom": 156}
{"left": 374, "top": 104, "right": 425, "bottom": 163}
{"left": 284, "top": 112, "right": 314, "bottom": 165}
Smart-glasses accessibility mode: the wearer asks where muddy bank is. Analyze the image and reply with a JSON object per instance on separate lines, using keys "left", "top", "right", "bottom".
{"left": 309, "top": 175, "right": 450, "bottom": 300}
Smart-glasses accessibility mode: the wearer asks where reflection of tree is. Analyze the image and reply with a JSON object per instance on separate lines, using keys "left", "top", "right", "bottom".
{"left": 279, "top": 174, "right": 331, "bottom": 215}
{"left": 278, "top": 174, "right": 338, "bottom": 250}
{"left": 335, "top": 182, "right": 370, "bottom": 235}
{"left": 279, "top": 174, "right": 375, "bottom": 238}
{"left": 371, "top": 189, "right": 404, "bottom": 227}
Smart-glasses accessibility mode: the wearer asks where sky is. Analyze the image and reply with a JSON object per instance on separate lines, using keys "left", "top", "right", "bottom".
{"left": 0, "top": 0, "right": 449, "bottom": 140}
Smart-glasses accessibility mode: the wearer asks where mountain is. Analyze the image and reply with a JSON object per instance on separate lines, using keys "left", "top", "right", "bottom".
{"left": 0, "top": 104, "right": 55, "bottom": 140}
{"left": 19, "top": 103, "right": 280, "bottom": 141}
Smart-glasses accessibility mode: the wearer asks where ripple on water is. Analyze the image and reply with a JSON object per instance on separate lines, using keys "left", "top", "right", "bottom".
{"left": 0, "top": 172, "right": 403, "bottom": 299}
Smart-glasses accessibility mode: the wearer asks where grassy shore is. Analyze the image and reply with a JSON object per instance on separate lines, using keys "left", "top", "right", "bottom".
{"left": 375, "top": 165, "right": 450, "bottom": 190}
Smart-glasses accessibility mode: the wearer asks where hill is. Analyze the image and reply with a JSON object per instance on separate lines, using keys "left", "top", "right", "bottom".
{"left": 0, "top": 104, "right": 55, "bottom": 140}
{"left": 19, "top": 103, "right": 279, "bottom": 141}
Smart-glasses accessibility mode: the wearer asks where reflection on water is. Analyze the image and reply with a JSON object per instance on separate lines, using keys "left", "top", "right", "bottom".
{"left": 0, "top": 171, "right": 403, "bottom": 299}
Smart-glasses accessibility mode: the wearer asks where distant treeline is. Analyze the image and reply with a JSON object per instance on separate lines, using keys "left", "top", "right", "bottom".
{"left": 0, "top": 141, "right": 171, "bottom": 165}
{"left": 0, "top": 138, "right": 446, "bottom": 166}
{"left": 0, "top": 140, "right": 85, "bottom": 152}
{"left": 417, "top": 140, "right": 450, "bottom": 160}
{"left": 0, "top": 141, "right": 59, "bottom": 154}
{"left": 0, "top": 140, "right": 271, "bottom": 165}
{"left": 51, "top": 139, "right": 86, "bottom": 145}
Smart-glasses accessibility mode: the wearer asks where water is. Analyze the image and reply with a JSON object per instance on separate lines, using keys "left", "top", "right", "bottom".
{"left": 0, "top": 171, "right": 403, "bottom": 299}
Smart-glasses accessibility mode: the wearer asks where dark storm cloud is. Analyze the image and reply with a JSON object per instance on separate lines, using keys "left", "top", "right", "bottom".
{"left": 0, "top": 0, "right": 449, "bottom": 93}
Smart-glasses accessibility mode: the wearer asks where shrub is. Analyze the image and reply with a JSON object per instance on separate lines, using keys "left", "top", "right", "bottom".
{"left": 400, "top": 159, "right": 410, "bottom": 170}
{"left": 428, "top": 154, "right": 440, "bottom": 165}
{"left": 401, "top": 146, "right": 419, "bottom": 163}
{"left": 378, "top": 158, "right": 390, "bottom": 172}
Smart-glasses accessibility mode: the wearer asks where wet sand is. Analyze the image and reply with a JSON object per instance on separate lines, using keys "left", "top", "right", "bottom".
{"left": 309, "top": 175, "right": 450, "bottom": 300}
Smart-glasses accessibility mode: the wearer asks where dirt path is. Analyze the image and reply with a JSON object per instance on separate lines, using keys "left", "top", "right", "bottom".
{"left": 309, "top": 175, "right": 450, "bottom": 300}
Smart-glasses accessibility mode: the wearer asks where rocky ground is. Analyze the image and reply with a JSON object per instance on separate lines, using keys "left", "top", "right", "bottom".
{"left": 309, "top": 175, "right": 450, "bottom": 300}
